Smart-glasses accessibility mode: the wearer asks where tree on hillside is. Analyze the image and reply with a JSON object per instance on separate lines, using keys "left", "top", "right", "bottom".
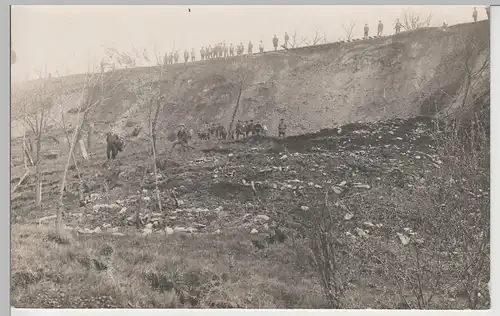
{"left": 117, "top": 48, "right": 185, "bottom": 215}
{"left": 342, "top": 20, "right": 356, "bottom": 41}
{"left": 54, "top": 61, "right": 126, "bottom": 231}
{"left": 300, "top": 29, "right": 326, "bottom": 47}
{"left": 227, "top": 64, "right": 253, "bottom": 139}
{"left": 10, "top": 85, "right": 49, "bottom": 203}
{"left": 401, "top": 8, "right": 432, "bottom": 31}
{"left": 289, "top": 29, "right": 299, "bottom": 48}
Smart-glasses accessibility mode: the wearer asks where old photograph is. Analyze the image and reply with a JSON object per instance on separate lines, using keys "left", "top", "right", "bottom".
{"left": 10, "top": 5, "right": 490, "bottom": 309}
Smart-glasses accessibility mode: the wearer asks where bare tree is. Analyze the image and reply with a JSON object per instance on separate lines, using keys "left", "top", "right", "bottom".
{"left": 401, "top": 8, "right": 432, "bottom": 31}
{"left": 301, "top": 30, "right": 325, "bottom": 46}
{"left": 56, "top": 70, "right": 103, "bottom": 231}
{"left": 290, "top": 29, "right": 299, "bottom": 48}
{"left": 342, "top": 20, "right": 356, "bottom": 41}
{"left": 227, "top": 66, "right": 252, "bottom": 138}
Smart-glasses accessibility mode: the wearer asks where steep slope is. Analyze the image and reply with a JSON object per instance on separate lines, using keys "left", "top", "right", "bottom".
{"left": 11, "top": 21, "right": 489, "bottom": 140}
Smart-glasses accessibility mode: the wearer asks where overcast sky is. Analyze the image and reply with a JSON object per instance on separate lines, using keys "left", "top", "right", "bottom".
{"left": 11, "top": 5, "right": 485, "bottom": 83}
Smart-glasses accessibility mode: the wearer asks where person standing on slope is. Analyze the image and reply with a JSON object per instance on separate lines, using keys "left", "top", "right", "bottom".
{"left": 184, "top": 50, "right": 189, "bottom": 63}
{"left": 223, "top": 42, "right": 228, "bottom": 58}
{"left": 278, "top": 119, "right": 287, "bottom": 139}
{"left": 248, "top": 41, "right": 253, "bottom": 55}
{"left": 377, "top": 21, "right": 384, "bottom": 37}
{"left": 172, "top": 124, "right": 191, "bottom": 152}
{"left": 394, "top": 19, "right": 402, "bottom": 34}
{"left": 284, "top": 32, "right": 290, "bottom": 48}
{"left": 259, "top": 40, "right": 264, "bottom": 53}
{"left": 273, "top": 35, "right": 279, "bottom": 51}
{"left": 191, "top": 48, "right": 196, "bottom": 62}
{"left": 473, "top": 7, "right": 478, "bottom": 22}
{"left": 363, "top": 24, "right": 369, "bottom": 39}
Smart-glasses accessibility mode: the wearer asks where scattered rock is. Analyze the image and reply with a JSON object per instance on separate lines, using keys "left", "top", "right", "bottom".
{"left": 174, "top": 226, "right": 188, "bottom": 233}
{"left": 194, "top": 223, "right": 206, "bottom": 229}
{"left": 108, "top": 227, "right": 119, "bottom": 233}
{"left": 363, "top": 221, "right": 375, "bottom": 228}
{"left": 93, "top": 227, "right": 102, "bottom": 234}
{"left": 250, "top": 228, "right": 259, "bottom": 234}
{"left": 344, "top": 213, "right": 354, "bottom": 220}
{"left": 353, "top": 184, "right": 371, "bottom": 189}
{"left": 165, "top": 227, "right": 174, "bottom": 235}
{"left": 332, "top": 186, "right": 343, "bottom": 194}
{"left": 397, "top": 232, "right": 410, "bottom": 245}
{"left": 254, "top": 214, "right": 270, "bottom": 223}
{"left": 301, "top": 206, "right": 310, "bottom": 211}
{"left": 354, "top": 227, "right": 368, "bottom": 238}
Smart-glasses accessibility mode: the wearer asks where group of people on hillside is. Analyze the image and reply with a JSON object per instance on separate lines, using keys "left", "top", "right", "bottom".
{"left": 101, "top": 6, "right": 491, "bottom": 71}
{"left": 178, "top": 118, "right": 287, "bottom": 150}
{"left": 165, "top": 32, "right": 294, "bottom": 66}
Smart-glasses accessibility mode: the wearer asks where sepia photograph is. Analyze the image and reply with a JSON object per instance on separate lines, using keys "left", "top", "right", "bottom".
{"left": 10, "top": 4, "right": 490, "bottom": 309}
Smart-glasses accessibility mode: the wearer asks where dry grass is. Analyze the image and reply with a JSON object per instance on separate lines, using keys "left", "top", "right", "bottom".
{"left": 11, "top": 224, "right": 325, "bottom": 308}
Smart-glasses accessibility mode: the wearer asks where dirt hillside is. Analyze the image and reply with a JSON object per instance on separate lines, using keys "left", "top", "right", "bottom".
{"left": 11, "top": 21, "right": 489, "bottom": 140}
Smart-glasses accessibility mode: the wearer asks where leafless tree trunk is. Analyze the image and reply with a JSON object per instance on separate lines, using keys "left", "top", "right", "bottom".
{"left": 290, "top": 30, "right": 299, "bottom": 48}
{"left": 228, "top": 71, "right": 249, "bottom": 137}
{"left": 342, "top": 21, "right": 356, "bottom": 41}
{"left": 402, "top": 8, "right": 432, "bottom": 31}
{"left": 56, "top": 72, "right": 103, "bottom": 231}
{"left": 34, "top": 105, "right": 46, "bottom": 212}
{"left": 86, "top": 121, "right": 94, "bottom": 152}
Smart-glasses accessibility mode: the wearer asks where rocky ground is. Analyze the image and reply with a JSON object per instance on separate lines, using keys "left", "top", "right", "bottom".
{"left": 10, "top": 115, "right": 490, "bottom": 309}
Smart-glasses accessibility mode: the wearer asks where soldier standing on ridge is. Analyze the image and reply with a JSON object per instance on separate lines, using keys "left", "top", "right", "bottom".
{"left": 184, "top": 50, "right": 189, "bottom": 63}
{"left": 278, "top": 118, "right": 287, "bottom": 139}
{"left": 473, "top": 7, "right": 478, "bottom": 22}
{"left": 284, "top": 32, "right": 289, "bottom": 48}
{"left": 224, "top": 42, "right": 229, "bottom": 58}
{"left": 229, "top": 43, "right": 235, "bottom": 57}
{"left": 200, "top": 47, "right": 205, "bottom": 61}
{"left": 273, "top": 35, "right": 279, "bottom": 51}
{"left": 239, "top": 43, "right": 244, "bottom": 56}
{"left": 208, "top": 45, "right": 213, "bottom": 59}
{"left": 191, "top": 48, "right": 196, "bottom": 62}
{"left": 363, "top": 24, "right": 369, "bottom": 39}
{"left": 394, "top": 19, "right": 402, "bottom": 34}
{"left": 377, "top": 21, "right": 384, "bottom": 37}
{"left": 174, "top": 51, "right": 179, "bottom": 63}
{"left": 164, "top": 53, "right": 169, "bottom": 66}
{"left": 259, "top": 40, "right": 264, "bottom": 53}
{"left": 169, "top": 52, "right": 174, "bottom": 64}
{"left": 248, "top": 41, "right": 253, "bottom": 55}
